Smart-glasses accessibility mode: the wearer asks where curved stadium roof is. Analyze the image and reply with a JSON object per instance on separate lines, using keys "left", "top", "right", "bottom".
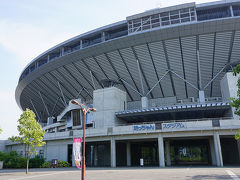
{"left": 16, "top": 1, "right": 240, "bottom": 122}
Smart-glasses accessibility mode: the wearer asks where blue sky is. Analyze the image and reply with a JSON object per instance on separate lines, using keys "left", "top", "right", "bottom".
{"left": 0, "top": 0, "right": 213, "bottom": 140}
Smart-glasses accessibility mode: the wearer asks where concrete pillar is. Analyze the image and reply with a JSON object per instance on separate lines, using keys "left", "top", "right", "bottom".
{"left": 94, "top": 145, "right": 98, "bottom": 166}
{"left": 126, "top": 142, "right": 131, "bottom": 166}
{"left": 230, "top": 5, "right": 234, "bottom": 17}
{"left": 158, "top": 134, "right": 165, "bottom": 167}
{"left": 111, "top": 138, "right": 116, "bottom": 168}
{"left": 209, "top": 138, "right": 217, "bottom": 166}
{"left": 199, "top": 90, "right": 205, "bottom": 103}
{"left": 213, "top": 132, "right": 223, "bottom": 167}
{"left": 220, "top": 72, "right": 240, "bottom": 119}
{"left": 141, "top": 96, "right": 148, "bottom": 109}
{"left": 44, "top": 142, "right": 47, "bottom": 160}
{"left": 102, "top": 32, "right": 105, "bottom": 42}
{"left": 237, "top": 139, "right": 240, "bottom": 162}
{"left": 165, "top": 140, "right": 171, "bottom": 166}
{"left": 80, "top": 40, "right": 82, "bottom": 49}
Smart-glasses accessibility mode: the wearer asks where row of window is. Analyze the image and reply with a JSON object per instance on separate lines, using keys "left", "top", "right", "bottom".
{"left": 128, "top": 7, "right": 196, "bottom": 33}
{"left": 20, "top": 4, "right": 240, "bottom": 81}
{"left": 197, "top": 6, "right": 231, "bottom": 21}
{"left": 20, "top": 26, "right": 128, "bottom": 81}
{"left": 128, "top": 4, "right": 240, "bottom": 34}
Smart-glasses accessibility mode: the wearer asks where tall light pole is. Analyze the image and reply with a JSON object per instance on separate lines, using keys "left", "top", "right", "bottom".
{"left": 71, "top": 100, "right": 96, "bottom": 180}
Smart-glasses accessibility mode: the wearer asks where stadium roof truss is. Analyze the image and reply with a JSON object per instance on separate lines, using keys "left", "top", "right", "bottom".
{"left": 16, "top": 2, "right": 240, "bottom": 122}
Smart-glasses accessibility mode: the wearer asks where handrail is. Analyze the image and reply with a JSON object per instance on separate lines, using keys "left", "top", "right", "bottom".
{"left": 115, "top": 116, "right": 234, "bottom": 127}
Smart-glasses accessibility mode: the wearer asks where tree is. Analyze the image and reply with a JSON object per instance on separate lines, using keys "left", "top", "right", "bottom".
{"left": 0, "top": 127, "right": 2, "bottom": 134}
{"left": 230, "top": 64, "right": 240, "bottom": 140}
{"left": 9, "top": 108, "right": 45, "bottom": 174}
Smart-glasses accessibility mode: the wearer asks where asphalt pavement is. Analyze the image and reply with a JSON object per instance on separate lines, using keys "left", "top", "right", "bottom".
{"left": 0, "top": 167, "right": 240, "bottom": 180}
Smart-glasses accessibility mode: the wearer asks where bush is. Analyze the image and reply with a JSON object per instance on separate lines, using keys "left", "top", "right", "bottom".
{"left": 58, "top": 160, "right": 71, "bottom": 167}
{"left": 29, "top": 155, "right": 45, "bottom": 168}
{"left": 0, "top": 151, "right": 46, "bottom": 169}
{"left": 0, "top": 151, "right": 26, "bottom": 168}
{"left": 40, "top": 160, "right": 70, "bottom": 168}
{"left": 40, "top": 161, "right": 51, "bottom": 168}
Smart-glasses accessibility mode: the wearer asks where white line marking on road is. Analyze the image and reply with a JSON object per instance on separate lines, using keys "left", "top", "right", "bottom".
{"left": 9, "top": 170, "right": 77, "bottom": 180}
{"left": 226, "top": 170, "right": 240, "bottom": 180}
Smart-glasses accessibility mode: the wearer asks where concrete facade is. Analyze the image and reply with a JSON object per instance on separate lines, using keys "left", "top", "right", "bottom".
{"left": 8, "top": 0, "right": 240, "bottom": 169}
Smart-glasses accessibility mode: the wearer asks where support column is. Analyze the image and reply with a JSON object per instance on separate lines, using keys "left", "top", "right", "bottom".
{"left": 209, "top": 138, "right": 217, "bottom": 166}
{"left": 111, "top": 138, "right": 116, "bottom": 168}
{"left": 237, "top": 139, "right": 240, "bottom": 162}
{"left": 213, "top": 132, "right": 223, "bottom": 167}
{"left": 94, "top": 145, "right": 98, "bottom": 166}
{"left": 199, "top": 90, "right": 205, "bottom": 103}
{"left": 165, "top": 140, "right": 171, "bottom": 166}
{"left": 126, "top": 142, "right": 131, "bottom": 166}
{"left": 158, "top": 134, "right": 165, "bottom": 167}
{"left": 141, "top": 97, "right": 148, "bottom": 109}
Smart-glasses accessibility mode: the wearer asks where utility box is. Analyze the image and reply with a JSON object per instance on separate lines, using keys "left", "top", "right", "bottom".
{"left": 140, "top": 158, "right": 144, "bottom": 167}
{"left": 0, "top": 161, "right": 3, "bottom": 169}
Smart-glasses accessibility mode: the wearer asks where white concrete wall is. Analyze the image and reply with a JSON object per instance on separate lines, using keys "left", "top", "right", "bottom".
{"left": 43, "top": 119, "right": 240, "bottom": 141}
{"left": 220, "top": 72, "right": 240, "bottom": 119}
{"left": 93, "top": 87, "right": 127, "bottom": 128}
{"left": 0, "top": 140, "right": 7, "bottom": 152}
{"left": 45, "top": 139, "right": 72, "bottom": 162}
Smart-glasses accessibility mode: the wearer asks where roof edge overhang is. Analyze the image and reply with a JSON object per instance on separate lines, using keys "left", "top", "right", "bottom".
{"left": 15, "top": 17, "right": 240, "bottom": 111}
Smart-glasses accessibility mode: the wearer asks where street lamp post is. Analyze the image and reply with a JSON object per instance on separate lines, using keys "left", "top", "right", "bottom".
{"left": 71, "top": 100, "right": 96, "bottom": 180}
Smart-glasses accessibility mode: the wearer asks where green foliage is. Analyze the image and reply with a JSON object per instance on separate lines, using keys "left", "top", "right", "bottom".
{"left": 9, "top": 108, "right": 45, "bottom": 153}
{"left": 29, "top": 155, "right": 45, "bottom": 168}
{"left": 0, "top": 127, "right": 2, "bottom": 134}
{"left": 40, "top": 160, "right": 71, "bottom": 168}
{"left": 230, "top": 64, "right": 240, "bottom": 140}
{"left": 0, "top": 151, "right": 26, "bottom": 168}
{"left": 0, "top": 151, "right": 45, "bottom": 169}
{"left": 58, "top": 160, "right": 71, "bottom": 167}
{"left": 40, "top": 161, "right": 51, "bottom": 168}
{"left": 8, "top": 109, "right": 45, "bottom": 173}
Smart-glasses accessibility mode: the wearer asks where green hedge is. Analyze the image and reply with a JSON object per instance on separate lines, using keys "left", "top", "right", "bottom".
{"left": 40, "top": 161, "right": 51, "bottom": 168}
{"left": 29, "top": 155, "right": 45, "bottom": 168}
{"left": 0, "top": 151, "right": 44, "bottom": 169}
{"left": 0, "top": 151, "right": 70, "bottom": 169}
{"left": 58, "top": 160, "right": 71, "bottom": 167}
{"left": 40, "top": 160, "right": 71, "bottom": 168}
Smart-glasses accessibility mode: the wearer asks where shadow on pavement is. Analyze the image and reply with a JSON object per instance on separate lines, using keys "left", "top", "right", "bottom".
{"left": 190, "top": 175, "right": 232, "bottom": 180}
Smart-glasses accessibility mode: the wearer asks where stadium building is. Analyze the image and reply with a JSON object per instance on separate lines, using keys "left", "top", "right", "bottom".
{"left": 5, "top": 0, "right": 240, "bottom": 167}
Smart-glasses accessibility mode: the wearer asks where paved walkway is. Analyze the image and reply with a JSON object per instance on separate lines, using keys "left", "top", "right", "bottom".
{"left": 0, "top": 167, "right": 240, "bottom": 180}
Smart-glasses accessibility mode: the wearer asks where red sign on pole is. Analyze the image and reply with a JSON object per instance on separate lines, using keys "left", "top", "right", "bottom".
{"left": 73, "top": 138, "right": 82, "bottom": 169}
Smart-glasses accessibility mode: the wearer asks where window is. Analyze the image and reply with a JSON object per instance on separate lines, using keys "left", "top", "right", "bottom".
{"left": 82, "top": 34, "right": 101, "bottom": 48}
{"left": 72, "top": 110, "right": 81, "bottom": 126}
{"left": 105, "top": 26, "right": 128, "bottom": 41}
{"left": 197, "top": 6, "right": 231, "bottom": 21}
{"left": 39, "top": 150, "right": 44, "bottom": 158}
{"left": 233, "top": 5, "right": 240, "bottom": 16}
{"left": 49, "top": 52, "right": 60, "bottom": 61}
{"left": 38, "top": 58, "right": 47, "bottom": 67}
{"left": 30, "top": 65, "right": 35, "bottom": 72}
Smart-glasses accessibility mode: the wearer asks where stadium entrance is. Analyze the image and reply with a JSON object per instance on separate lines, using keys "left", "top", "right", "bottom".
{"left": 168, "top": 139, "right": 210, "bottom": 166}
{"left": 116, "top": 139, "right": 159, "bottom": 167}
{"left": 221, "top": 136, "right": 240, "bottom": 166}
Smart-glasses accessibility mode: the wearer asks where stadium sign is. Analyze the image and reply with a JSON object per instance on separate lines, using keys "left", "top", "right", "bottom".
{"left": 133, "top": 124, "right": 155, "bottom": 131}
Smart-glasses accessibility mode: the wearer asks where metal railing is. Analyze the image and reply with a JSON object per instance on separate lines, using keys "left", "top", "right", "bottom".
{"left": 115, "top": 116, "right": 233, "bottom": 127}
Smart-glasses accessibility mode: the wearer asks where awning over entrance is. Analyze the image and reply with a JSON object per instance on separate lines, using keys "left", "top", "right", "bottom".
{"left": 116, "top": 102, "right": 230, "bottom": 122}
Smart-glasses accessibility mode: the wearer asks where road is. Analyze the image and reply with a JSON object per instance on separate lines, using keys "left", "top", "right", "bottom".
{"left": 0, "top": 167, "right": 240, "bottom": 180}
